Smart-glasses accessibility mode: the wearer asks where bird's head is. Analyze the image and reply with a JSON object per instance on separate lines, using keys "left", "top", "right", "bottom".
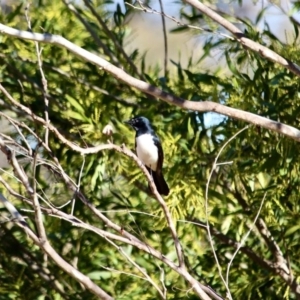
{"left": 124, "top": 116, "right": 151, "bottom": 131}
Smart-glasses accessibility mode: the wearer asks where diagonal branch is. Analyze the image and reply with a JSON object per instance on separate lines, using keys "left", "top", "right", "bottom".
{"left": 228, "top": 187, "right": 300, "bottom": 295}
{"left": 103, "top": 235, "right": 166, "bottom": 299}
{"left": 0, "top": 161, "right": 220, "bottom": 300}
{"left": 0, "top": 101, "right": 216, "bottom": 299}
{"left": 0, "top": 24, "right": 299, "bottom": 142}
{"left": 0, "top": 190, "right": 113, "bottom": 300}
{"left": 184, "top": 0, "right": 300, "bottom": 77}
{"left": 189, "top": 217, "right": 296, "bottom": 285}
{"left": 225, "top": 193, "right": 266, "bottom": 290}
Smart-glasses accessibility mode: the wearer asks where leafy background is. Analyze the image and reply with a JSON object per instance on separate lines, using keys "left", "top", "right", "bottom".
{"left": 0, "top": 0, "right": 300, "bottom": 299}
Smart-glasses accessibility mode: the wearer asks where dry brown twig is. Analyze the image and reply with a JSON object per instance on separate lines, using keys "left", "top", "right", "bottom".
{"left": 0, "top": 86, "right": 219, "bottom": 299}
{"left": 0, "top": 142, "right": 217, "bottom": 299}
{"left": 0, "top": 138, "right": 113, "bottom": 300}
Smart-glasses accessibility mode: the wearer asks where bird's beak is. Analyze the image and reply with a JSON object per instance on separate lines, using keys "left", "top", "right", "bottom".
{"left": 124, "top": 119, "right": 132, "bottom": 125}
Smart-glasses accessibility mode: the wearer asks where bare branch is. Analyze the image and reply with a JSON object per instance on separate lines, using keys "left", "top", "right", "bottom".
{"left": 0, "top": 192, "right": 26, "bottom": 222}
{"left": 0, "top": 24, "right": 299, "bottom": 142}
{"left": 71, "top": 155, "right": 85, "bottom": 215}
{"left": 184, "top": 0, "right": 300, "bottom": 76}
{"left": 255, "top": 217, "right": 289, "bottom": 274}
{"left": 16, "top": 218, "right": 114, "bottom": 299}
{"left": 0, "top": 142, "right": 113, "bottom": 299}
{"left": 231, "top": 187, "right": 290, "bottom": 273}
{"left": 36, "top": 199, "right": 220, "bottom": 299}
{"left": 0, "top": 86, "right": 176, "bottom": 280}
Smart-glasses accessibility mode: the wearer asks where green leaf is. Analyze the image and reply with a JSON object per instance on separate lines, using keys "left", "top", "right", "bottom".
{"left": 65, "top": 94, "right": 86, "bottom": 115}
{"left": 63, "top": 110, "right": 88, "bottom": 121}
{"left": 257, "top": 172, "right": 271, "bottom": 189}
{"left": 285, "top": 225, "right": 300, "bottom": 237}
{"left": 87, "top": 271, "right": 112, "bottom": 280}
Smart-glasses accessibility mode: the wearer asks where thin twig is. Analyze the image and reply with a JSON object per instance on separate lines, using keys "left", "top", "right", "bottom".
{"left": 11, "top": 145, "right": 47, "bottom": 239}
{"left": 225, "top": 193, "right": 267, "bottom": 290}
{"left": 25, "top": 2, "right": 49, "bottom": 147}
{"left": 103, "top": 236, "right": 166, "bottom": 299}
{"left": 0, "top": 192, "right": 27, "bottom": 222}
{"left": 29, "top": 195, "right": 219, "bottom": 299}
{"left": 156, "top": 0, "right": 168, "bottom": 76}
{"left": 205, "top": 125, "right": 249, "bottom": 299}
{"left": 71, "top": 155, "right": 85, "bottom": 215}
{"left": 100, "top": 209, "right": 158, "bottom": 217}
{"left": 2, "top": 115, "right": 32, "bottom": 155}
{"left": 0, "top": 143, "right": 113, "bottom": 300}
{"left": 126, "top": 1, "right": 234, "bottom": 40}
{"left": 187, "top": 217, "right": 277, "bottom": 271}
{"left": 231, "top": 187, "right": 290, "bottom": 275}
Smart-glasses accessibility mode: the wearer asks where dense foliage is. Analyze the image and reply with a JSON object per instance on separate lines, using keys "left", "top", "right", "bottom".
{"left": 0, "top": 0, "right": 300, "bottom": 299}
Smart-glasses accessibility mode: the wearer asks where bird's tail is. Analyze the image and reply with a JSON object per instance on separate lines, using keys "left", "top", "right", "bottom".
{"left": 151, "top": 171, "right": 169, "bottom": 196}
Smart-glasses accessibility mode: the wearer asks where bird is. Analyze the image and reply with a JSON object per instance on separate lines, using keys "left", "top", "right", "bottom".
{"left": 125, "top": 116, "right": 170, "bottom": 196}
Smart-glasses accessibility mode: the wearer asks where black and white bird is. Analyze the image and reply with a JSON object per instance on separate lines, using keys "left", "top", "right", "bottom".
{"left": 125, "top": 116, "right": 169, "bottom": 196}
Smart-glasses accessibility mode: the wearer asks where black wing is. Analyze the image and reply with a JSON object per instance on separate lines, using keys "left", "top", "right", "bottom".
{"left": 152, "top": 135, "right": 164, "bottom": 174}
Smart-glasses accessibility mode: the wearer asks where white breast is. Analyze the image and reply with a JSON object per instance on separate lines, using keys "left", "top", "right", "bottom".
{"left": 136, "top": 134, "right": 158, "bottom": 171}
